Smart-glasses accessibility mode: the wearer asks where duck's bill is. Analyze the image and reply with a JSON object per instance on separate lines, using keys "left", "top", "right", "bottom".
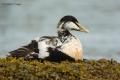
{"left": 76, "top": 22, "right": 89, "bottom": 33}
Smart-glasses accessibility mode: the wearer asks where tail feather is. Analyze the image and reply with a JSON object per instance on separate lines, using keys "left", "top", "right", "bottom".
{"left": 7, "top": 40, "right": 39, "bottom": 59}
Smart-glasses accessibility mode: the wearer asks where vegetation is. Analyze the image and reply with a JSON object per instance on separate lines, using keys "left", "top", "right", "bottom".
{"left": 0, "top": 58, "right": 120, "bottom": 80}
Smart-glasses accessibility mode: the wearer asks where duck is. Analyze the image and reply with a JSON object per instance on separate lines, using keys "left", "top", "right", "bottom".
{"left": 7, "top": 15, "right": 89, "bottom": 61}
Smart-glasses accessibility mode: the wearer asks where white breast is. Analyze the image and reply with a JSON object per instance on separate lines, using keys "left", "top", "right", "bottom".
{"left": 60, "top": 37, "right": 83, "bottom": 60}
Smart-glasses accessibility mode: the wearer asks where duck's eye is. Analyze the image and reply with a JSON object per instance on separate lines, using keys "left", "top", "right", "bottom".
{"left": 71, "top": 28, "right": 77, "bottom": 30}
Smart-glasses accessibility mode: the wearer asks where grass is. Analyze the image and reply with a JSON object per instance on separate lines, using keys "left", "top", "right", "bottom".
{"left": 0, "top": 58, "right": 120, "bottom": 80}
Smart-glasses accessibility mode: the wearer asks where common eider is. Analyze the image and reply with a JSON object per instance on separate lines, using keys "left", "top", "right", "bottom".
{"left": 7, "top": 15, "right": 89, "bottom": 61}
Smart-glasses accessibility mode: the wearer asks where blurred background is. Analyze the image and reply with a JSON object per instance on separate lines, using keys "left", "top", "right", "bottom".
{"left": 0, "top": 0, "right": 120, "bottom": 61}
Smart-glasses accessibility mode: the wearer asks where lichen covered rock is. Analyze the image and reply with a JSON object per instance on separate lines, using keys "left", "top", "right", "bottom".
{"left": 0, "top": 58, "right": 120, "bottom": 80}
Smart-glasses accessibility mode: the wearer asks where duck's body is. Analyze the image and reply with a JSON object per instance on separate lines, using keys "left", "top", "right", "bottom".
{"left": 34, "top": 32, "right": 83, "bottom": 61}
{"left": 7, "top": 15, "right": 89, "bottom": 61}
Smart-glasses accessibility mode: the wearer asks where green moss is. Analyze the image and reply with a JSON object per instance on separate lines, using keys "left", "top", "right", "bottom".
{"left": 0, "top": 58, "right": 120, "bottom": 80}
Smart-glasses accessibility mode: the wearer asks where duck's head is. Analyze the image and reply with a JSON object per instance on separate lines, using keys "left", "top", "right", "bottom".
{"left": 57, "top": 15, "right": 89, "bottom": 33}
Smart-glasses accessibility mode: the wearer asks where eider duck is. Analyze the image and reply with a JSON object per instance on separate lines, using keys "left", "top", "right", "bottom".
{"left": 7, "top": 15, "right": 89, "bottom": 61}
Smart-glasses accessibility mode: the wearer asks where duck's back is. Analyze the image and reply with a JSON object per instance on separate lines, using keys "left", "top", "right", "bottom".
{"left": 36, "top": 36, "right": 62, "bottom": 59}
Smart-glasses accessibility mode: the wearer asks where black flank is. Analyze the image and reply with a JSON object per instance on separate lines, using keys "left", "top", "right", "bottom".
{"left": 45, "top": 47, "right": 75, "bottom": 62}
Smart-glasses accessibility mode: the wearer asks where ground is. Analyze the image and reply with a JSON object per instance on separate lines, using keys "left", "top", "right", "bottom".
{"left": 0, "top": 58, "right": 120, "bottom": 80}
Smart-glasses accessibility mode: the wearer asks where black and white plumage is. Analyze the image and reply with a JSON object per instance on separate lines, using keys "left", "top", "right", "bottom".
{"left": 7, "top": 15, "right": 89, "bottom": 61}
